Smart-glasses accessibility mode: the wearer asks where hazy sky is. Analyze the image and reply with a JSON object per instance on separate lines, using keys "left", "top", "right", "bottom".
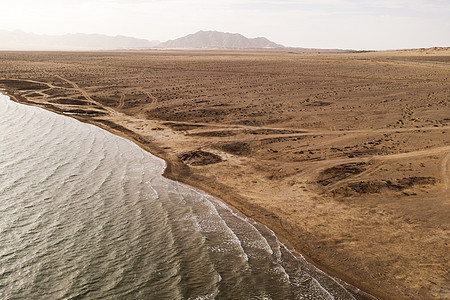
{"left": 1, "top": 0, "right": 449, "bottom": 50}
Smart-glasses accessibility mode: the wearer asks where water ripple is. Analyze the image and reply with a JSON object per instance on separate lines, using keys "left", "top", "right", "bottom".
{"left": 0, "top": 94, "right": 355, "bottom": 300}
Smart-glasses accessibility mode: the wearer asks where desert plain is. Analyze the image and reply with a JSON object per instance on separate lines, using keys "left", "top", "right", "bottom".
{"left": 0, "top": 49, "right": 449, "bottom": 299}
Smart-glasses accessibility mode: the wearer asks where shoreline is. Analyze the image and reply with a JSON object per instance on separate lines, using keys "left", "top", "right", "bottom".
{"left": 2, "top": 50, "right": 447, "bottom": 299}
{"left": 2, "top": 90, "right": 377, "bottom": 300}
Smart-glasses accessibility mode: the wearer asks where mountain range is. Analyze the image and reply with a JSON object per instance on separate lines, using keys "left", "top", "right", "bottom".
{"left": 0, "top": 30, "right": 160, "bottom": 51}
{"left": 0, "top": 30, "right": 284, "bottom": 51}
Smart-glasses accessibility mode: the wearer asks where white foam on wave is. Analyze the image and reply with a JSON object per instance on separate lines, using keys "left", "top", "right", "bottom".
{"left": 273, "top": 231, "right": 356, "bottom": 300}
{"left": 310, "top": 276, "right": 336, "bottom": 300}
{"left": 161, "top": 173, "right": 356, "bottom": 298}
{"left": 195, "top": 186, "right": 355, "bottom": 300}
{"left": 168, "top": 182, "right": 250, "bottom": 261}
{"left": 197, "top": 192, "right": 249, "bottom": 261}
{"left": 207, "top": 196, "right": 274, "bottom": 255}
{"left": 187, "top": 292, "right": 217, "bottom": 300}
{"left": 171, "top": 180, "right": 275, "bottom": 260}
{"left": 146, "top": 181, "right": 160, "bottom": 200}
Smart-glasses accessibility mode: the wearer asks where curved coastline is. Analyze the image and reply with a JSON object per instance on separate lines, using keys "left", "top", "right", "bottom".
{"left": 1, "top": 90, "right": 377, "bottom": 299}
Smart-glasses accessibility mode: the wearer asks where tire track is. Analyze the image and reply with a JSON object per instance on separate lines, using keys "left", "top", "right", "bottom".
{"left": 54, "top": 75, "right": 116, "bottom": 114}
{"left": 442, "top": 152, "right": 450, "bottom": 193}
{"left": 117, "top": 92, "right": 125, "bottom": 109}
{"left": 145, "top": 91, "right": 158, "bottom": 105}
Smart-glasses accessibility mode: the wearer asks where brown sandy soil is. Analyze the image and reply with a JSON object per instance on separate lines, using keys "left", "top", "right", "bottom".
{"left": 0, "top": 50, "right": 449, "bottom": 299}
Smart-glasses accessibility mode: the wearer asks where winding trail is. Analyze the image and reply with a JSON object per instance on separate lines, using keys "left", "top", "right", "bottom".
{"left": 442, "top": 152, "right": 450, "bottom": 193}
{"left": 144, "top": 90, "right": 158, "bottom": 105}
{"left": 54, "top": 75, "right": 116, "bottom": 114}
{"left": 374, "top": 146, "right": 450, "bottom": 161}
{"left": 117, "top": 92, "right": 125, "bottom": 109}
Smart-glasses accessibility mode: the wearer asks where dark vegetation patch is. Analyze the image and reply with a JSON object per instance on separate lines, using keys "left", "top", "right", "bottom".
{"left": 93, "top": 105, "right": 107, "bottom": 111}
{"left": 94, "top": 120, "right": 152, "bottom": 147}
{"left": 163, "top": 122, "right": 205, "bottom": 131}
{"left": 91, "top": 96, "right": 117, "bottom": 106}
{"left": 399, "top": 55, "right": 450, "bottom": 63}
{"left": 260, "top": 136, "right": 305, "bottom": 145}
{"left": 305, "top": 101, "right": 332, "bottom": 107}
{"left": 42, "top": 88, "right": 71, "bottom": 97}
{"left": 318, "top": 163, "right": 367, "bottom": 186}
{"left": 234, "top": 118, "right": 278, "bottom": 126}
{"left": 331, "top": 177, "right": 437, "bottom": 197}
{"left": 396, "top": 177, "right": 437, "bottom": 187}
{"left": 243, "top": 129, "right": 303, "bottom": 135}
{"left": 64, "top": 109, "right": 107, "bottom": 116}
{"left": 178, "top": 150, "right": 222, "bottom": 166}
{"left": 188, "top": 130, "right": 238, "bottom": 137}
{"left": 25, "top": 92, "right": 43, "bottom": 97}
{"left": 0, "top": 79, "right": 48, "bottom": 91}
{"left": 95, "top": 119, "right": 138, "bottom": 138}
{"left": 218, "top": 142, "right": 251, "bottom": 156}
{"left": 39, "top": 103, "right": 64, "bottom": 113}
{"left": 336, "top": 181, "right": 388, "bottom": 195}
{"left": 343, "top": 149, "right": 381, "bottom": 158}
{"left": 330, "top": 144, "right": 387, "bottom": 158}
{"left": 49, "top": 98, "right": 90, "bottom": 105}
{"left": 146, "top": 106, "right": 244, "bottom": 123}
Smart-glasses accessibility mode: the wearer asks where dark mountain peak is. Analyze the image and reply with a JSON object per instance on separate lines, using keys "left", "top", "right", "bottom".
{"left": 157, "top": 30, "right": 284, "bottom": 49}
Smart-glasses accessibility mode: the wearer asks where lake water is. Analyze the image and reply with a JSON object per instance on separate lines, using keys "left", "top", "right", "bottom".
{"left": 0, "top": 93, "right": 355, "bottom": 299}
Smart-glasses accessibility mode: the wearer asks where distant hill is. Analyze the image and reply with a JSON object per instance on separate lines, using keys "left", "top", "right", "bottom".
{"left": 0, "top": 30, "right": 160, "bottom": 51}
{"left": 157, "top": 30, "right": 284, "bottom": 49}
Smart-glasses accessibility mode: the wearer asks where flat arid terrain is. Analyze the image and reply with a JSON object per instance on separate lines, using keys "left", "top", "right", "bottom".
{"left": 1, "top": 49, "right": 449, "bottom": 299}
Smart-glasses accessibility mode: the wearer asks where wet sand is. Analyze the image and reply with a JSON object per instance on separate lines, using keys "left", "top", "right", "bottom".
{"left": 1, "top": 49, "right": 449, "bottom": 299}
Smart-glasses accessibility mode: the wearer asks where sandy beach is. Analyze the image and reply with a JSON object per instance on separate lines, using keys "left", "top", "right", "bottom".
{"left": 1, "top": 49, "right": 449, "bottom": 299}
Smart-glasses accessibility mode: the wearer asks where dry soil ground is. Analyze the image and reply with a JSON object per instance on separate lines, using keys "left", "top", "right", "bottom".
{"left": 0, "top": 49, "right": 449, "bottom": 299}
